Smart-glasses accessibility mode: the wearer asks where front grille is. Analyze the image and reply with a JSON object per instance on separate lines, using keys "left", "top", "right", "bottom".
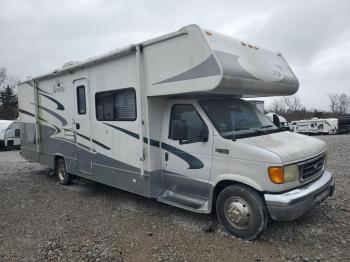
{"left": 299, "top": 154, "right": 325, "bottom": 181}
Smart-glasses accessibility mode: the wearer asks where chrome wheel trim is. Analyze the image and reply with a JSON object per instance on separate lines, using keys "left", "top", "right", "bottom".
{"left": 224, "top": 196, "right": 253, "bottom": 230}
{"left": 57, "top": 163, "right": 65, "bottom": 181}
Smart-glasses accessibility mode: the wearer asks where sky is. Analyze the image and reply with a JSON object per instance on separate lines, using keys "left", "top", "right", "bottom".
{"left": 0, "top": 0, "right": 349, "bottom": 111}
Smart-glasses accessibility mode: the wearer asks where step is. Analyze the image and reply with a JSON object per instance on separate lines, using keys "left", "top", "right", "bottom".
{"left": 157, "top": 190, "right": 209, "bottom": 213}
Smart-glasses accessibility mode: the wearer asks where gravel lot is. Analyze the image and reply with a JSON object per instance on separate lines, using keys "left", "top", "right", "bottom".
{"left": 0, "top": 135, "right": 349, "bottom": 262}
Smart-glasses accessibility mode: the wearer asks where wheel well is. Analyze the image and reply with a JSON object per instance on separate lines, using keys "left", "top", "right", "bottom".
{"left": 53, "top": 155, "right": 64, "bottom": 170}
{"left": 212, "top": 180, "right": 263, "bottom": 213}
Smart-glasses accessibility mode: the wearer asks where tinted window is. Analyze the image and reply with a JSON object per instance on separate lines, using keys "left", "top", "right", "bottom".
{"left": 15, "top": 129, "right": 20, "bottom": 137}
{"left": 77, "top": 85, "right": 86, "bottom": 115}
{"left": 169, "top": 104, "right": 207, "bottom": 141}
{"left": 95, "top": 88, "right": 136, "bottom": 121}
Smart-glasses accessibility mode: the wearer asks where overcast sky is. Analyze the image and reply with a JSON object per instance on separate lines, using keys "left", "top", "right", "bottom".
{"left": 0, "top": 0, "right": 349, "bottom": 110}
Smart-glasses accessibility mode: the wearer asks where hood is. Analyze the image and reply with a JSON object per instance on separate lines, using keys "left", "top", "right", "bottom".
{"left": 239, "top": 131, "right": 326, "bottom": 163}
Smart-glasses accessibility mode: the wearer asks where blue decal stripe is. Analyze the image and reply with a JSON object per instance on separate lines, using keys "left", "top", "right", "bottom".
{"left": 104, "top": 123, "right": 203, "bottom": 169}
{"left": 39, "top": 93, "right": 65, "bottom": 110}
{"left": 77, "top": 132, "right": 111, "bottom": 150}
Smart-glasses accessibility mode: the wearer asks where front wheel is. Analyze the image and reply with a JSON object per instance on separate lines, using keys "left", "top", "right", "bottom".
{"left": 216, "top": 184, "right": 267, "bottom": 240}
{"left": 56, "top": 158, "right": 71, "bottom": 186}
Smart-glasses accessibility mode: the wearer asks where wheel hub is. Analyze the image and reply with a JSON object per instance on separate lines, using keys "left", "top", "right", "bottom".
{"left": 58, "top": 165, "right": 65, "bottom": 181}
{"left": 224, "top": 197, "right": 253, "bottom": 230}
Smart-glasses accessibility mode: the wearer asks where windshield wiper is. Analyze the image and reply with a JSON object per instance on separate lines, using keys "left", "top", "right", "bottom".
{"left": 260, "top": 125, "right": 273, "bottom": 129}
{"left": 234, "top": 127, "right": 267, "bottom": 134}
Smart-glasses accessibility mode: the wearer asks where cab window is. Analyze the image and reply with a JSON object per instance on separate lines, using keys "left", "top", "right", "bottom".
{"left": 169, "top": 104, "right": 208, "bottom": 142}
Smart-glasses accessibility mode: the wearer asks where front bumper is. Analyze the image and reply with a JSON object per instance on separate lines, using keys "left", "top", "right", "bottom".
{"left": 264, "top": 170, "right": 335, "bottom": 221}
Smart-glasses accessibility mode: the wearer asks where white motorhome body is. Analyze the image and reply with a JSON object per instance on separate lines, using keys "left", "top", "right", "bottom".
{"left": 0, "top": 120, "right": 21, "bottom": 149}
{"left": 291, "top": 118, "right": 338, "bottom": 135}
{"left": 18, "top": 25, "right": 334, "bottom": 240}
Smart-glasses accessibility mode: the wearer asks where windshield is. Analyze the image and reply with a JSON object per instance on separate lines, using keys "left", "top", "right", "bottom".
{"left": 200, "top": 98, "right": 281, "bottom": 139}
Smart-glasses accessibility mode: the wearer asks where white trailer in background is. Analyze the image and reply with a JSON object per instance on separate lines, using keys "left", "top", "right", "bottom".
{"left": 17, "top": 24, "right": 334, "bottom": 240}
{"left": 291, "top": 118, "right": 338, "bottom": 135}
{"left": 0, "top": 120, "right": 21, "bottom": 149}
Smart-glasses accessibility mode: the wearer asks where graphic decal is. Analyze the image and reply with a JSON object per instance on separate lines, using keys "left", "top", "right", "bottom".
{"left": 39, "top": 93, "right": 65, "bottom": 110}
{"left": 104, "top": 123, "right": 204, "bottom": 169}
{"left": 153, "top": 54, "right": 221, "bottom": 85}
{"left": 160, "top": 143, "right": 204, "bottom": 169}
{"left": 77, "top": 132, "right": 111, "bottom": 150}
{"left": 34, "top": 104, "right": 68, "bottom": 126}
{"left": 19, "top": 108, "right": 35, "bottom": 118}
{"left": 52, "top": 80, "right": 66, "bottom": 93}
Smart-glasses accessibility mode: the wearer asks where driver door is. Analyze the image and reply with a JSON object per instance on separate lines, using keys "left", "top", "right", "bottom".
{"left": 161, "top": 102, "right": 213, "bottom": 199}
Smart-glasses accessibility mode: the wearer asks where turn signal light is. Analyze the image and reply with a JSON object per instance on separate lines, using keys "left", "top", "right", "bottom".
{"left": 268, "top": 167, "right": 284, "bottom": 184}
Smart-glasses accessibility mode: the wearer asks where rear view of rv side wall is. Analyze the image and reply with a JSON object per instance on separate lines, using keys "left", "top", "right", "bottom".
{"left": 17, "top": 24, "right": 299, "bottom": 203}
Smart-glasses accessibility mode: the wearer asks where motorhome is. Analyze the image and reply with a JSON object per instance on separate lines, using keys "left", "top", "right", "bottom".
{"left": 0, "top": 120, "right": 21, "bottom": 150}
{"left": 291, "top": 118, "right": 338, "bottom": 135}
{"left": 17, "top": 25, "right": 334, "bottom": 240}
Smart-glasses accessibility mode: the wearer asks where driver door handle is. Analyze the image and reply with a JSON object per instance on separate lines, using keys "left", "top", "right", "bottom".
{"left": 165, "top": 152, "right": 169, "bottom": 162}
{"left": 76, "top": 123, "right": 80, "bottom": 130}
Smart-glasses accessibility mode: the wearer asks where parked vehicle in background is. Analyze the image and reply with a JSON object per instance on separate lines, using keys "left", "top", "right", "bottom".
{"left": 338, "top": 114, "right": 350, "bottom": 134}
{"left": 17, "top": 24, "right": 334, "bottom": 240}
{"left": 291, "top": 118, "right": 338, "bottom": 135}
{"left": 0, "top": 120, "right": 21, "bottom": 150}
{"left": 265, "top": 112, "right": 290, "bottom": 130}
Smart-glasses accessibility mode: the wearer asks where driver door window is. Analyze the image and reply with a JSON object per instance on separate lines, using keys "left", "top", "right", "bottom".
{"left": 169, "top": 104, "right": 207, "bottom": 142}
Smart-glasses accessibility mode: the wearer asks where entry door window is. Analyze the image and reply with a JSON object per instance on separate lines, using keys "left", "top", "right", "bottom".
{"left": 77, "top": 85, "right": 86, "bottom": 115}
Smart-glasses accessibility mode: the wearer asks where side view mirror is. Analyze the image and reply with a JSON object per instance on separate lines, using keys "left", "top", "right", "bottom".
{"left": 272, "top": 114, "right": 281, "bottom": 128}
{"left": 171, "top": 120, "right": 188, "bottom": 141}
{"left": 200, "top": 124, "right": 209, "bottom": 142}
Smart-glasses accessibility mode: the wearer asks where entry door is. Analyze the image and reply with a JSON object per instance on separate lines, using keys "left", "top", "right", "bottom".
{"left": 73, "top": 78, "right": 92, "bottom": 175}
{"left": 161, "top": 103, "right": 213, "bottom": 199}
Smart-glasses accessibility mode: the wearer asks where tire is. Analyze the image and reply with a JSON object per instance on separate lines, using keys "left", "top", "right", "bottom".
{"left": 216, "top": 184, "right": 267, "bottom": 240}
{"left": 55, "top": 158, "right": 71, "bottom": 186}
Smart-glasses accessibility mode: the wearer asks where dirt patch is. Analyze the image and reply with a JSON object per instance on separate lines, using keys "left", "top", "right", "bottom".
{"left": 0, "top": 135, "right": 349, "bottom": 261}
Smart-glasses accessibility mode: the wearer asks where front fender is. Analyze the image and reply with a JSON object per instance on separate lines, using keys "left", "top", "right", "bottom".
{"left": 213, "top": 173, "right": 264, "bottom": 192}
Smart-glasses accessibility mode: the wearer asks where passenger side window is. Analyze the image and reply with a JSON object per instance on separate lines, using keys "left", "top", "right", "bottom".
{"left": 169, "top": 104, "right": 208, "bottom": 142}
{"left": 95, "top": 88, "right": 136, "bottom": 121}
{"left": 77, "top": 85, "right": 86, "bottom": 115}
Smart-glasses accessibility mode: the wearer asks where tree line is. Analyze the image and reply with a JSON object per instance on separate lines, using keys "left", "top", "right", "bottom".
{"left": 268, "top": 94, "right": 350, "bottom": 122}
{"left": 0, "top": 66, "right": 18, "bottom": 120}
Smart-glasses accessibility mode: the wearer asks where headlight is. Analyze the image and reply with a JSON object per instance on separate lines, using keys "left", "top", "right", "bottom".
{"left": 284, "top": 164, "right": 299, "bottom": 182}
{"left": 268, "top": 164, "right": 299, "bottom": 184}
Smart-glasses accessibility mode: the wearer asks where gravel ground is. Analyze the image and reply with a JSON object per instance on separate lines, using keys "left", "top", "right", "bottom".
{"left": 0, "top": 135, "right": 349, "bottom": 262}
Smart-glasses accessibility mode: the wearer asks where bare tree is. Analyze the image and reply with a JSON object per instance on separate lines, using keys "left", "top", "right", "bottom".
{"left": 283, "top": 95, "right": 302, "bottom": 112}
{"left": 328, "top": 93, "right": 350, "bottom": 116}
{"left": 268, "top": 98, "right": 286, "bottom": 115}
{"left": 0, "top": 66, "right": 7, "bottom": 87}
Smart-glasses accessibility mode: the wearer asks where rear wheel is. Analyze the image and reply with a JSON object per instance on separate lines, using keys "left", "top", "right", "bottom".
{"left": 56, "top": 158, "right": 71, "bottom": 186}
{"left": 216, "top": 184, "right": 267, "bottom": 240}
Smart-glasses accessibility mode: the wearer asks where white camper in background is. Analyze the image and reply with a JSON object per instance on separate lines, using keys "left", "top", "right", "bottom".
{"left": 18, "top": 25, "right": 334, "bottom": 240}
{"left": 0, "top": 120, "right": 21, "bottom": 149}
{"left": 291, "top": 118, "right": 338, "bottom": 135}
